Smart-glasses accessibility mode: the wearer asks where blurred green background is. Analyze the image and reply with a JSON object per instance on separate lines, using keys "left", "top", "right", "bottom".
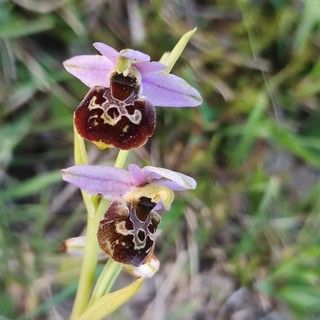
{"left": 1, "top": 0, "right": 320, "bottom": 319}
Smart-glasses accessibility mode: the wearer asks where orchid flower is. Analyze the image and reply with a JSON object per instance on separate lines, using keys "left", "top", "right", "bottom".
{"left": 63, "top": 42, "right": 202, "bottom": 150}
{"left": 61, "top": 164, "right": 196, "bottom": 267}
{"left": 64, "top": 42, "right": 202, "bottom": 107}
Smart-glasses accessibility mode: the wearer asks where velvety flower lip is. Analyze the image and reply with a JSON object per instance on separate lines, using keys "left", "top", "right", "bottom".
{"left": 97, "top": 196, "right": 160, "bottom": 266}
{"left": 63, "top": 42, "right": 202, "bottom": 108}
{"left": 61, "top": 164, "right": 196, "bottom": 202}
{"left": 73, "top": 85, "right": 156, "bottom": 150}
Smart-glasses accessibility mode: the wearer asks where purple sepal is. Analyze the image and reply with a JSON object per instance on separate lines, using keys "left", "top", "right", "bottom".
{"left": 141, "top": 72, "right": 202, "bottom": 107}
{"left": 63, "top": 55, "right": 113, "bottom": 88}
{"left": 61, "top": 165, "right": 133, "bottom": 198}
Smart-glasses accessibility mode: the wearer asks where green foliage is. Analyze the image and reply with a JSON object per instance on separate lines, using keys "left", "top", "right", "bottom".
{"left": 257, "top": 246, "right": 320, "bottom": 314}
{"left": 1, "top": 0, "right": 320, "bottom": 319}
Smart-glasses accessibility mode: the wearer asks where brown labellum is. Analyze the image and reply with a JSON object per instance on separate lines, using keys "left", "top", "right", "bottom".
{"left": 74, "top": 85, "right": 156, "bottom": 150}
{"left": 97, "top": 197, "right": 161, "bottom": 267}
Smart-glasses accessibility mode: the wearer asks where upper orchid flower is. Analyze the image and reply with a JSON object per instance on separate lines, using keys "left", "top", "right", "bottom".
{"left": 61, "top": 164, "right": 196, "bottom": 266}
{"left": 63, "top": 42, "right": 202, "bottom": 150}
{"left": 64, "top": 42, "right": 202, "bottom": 107}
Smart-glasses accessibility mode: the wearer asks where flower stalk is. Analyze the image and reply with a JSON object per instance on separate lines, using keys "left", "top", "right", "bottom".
{"left": 70, "top": 128, "right": 110, "bottom": 318}
{"left": 63, "top": 28, "right": 201, "bottom": 320}
{"left": 87, "top": 149, "right": 131, "bottom": 307}
{"left": 70, "top": 201, "right": 108, "bottom": 318}
{"left": 71, "top": 132, "right": 132, "bottom": 317}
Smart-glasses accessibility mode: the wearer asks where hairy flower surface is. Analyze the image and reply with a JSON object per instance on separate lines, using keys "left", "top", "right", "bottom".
{"left": 74, "top": 84, "right": 156, "bottom": 150}
{"left": 61, "top": 164, "right": 196, "bottom": 266}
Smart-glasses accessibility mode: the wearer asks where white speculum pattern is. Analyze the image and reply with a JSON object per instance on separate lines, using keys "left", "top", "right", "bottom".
{"left": 118, "top": 206, "right": 159, "bottom": 251}
{"left": 88, "top": 92, "right": 142, "bottom": 126}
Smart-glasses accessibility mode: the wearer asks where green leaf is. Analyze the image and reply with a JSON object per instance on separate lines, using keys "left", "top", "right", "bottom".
{"left": 160, "top": 28, "right": 197, "bottom": 73}
{"left": 1, "top": 170, "right": 61, "bottom": 200}
{"left": 232, "top": 92, "right": 269, "bottom": 166}
{"left": 0, "top": 17, "right": 54, "bottom": 39}
{"left": 294, "top": 0, "right": 320, "bottom": 52}
{"left": 88, "top": 259, "right": 122, "bottom": 307}
{"left": 265, "top": 121, "right": 320, "bottom": 168}
{"left": 16, "top": 282, "right": 77, "bottom": 320}
{"left": 279, "top": 286, "right": 320, "bottom": 310}
{"left": 0, "top": 110, "right": 35, "bottom": 168}
{"left": 77, "top": 278, "right": 143, "bottom": 320}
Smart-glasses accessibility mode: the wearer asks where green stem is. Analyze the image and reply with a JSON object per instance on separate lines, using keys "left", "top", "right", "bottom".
{"left": 114, "top": 149, "right": 130, "bottom": 168}
{"left": 70, "top": 199, "right": 109, "bottom": 319}
{"left": 70, "top": 213, "right": 99, "bottom": 318}
{"left": 73, "top": 121, "right": 96, "bottom": 214}
{"left": 70, "top": 124, "right": 110, "bottom": 318}
{"left": 88, "top": 150, "right": 130, "bottom": 305}
{"left": 70, "top": 145, "right": 130, "bottom": 318}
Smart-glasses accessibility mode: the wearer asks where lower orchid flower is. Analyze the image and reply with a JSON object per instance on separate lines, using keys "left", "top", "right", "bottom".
{"left": 61, "top": 164, "right": 196, "bottom": 267}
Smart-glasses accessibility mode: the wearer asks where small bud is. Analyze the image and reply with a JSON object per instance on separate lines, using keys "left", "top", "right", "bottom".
{"left": 59, "top": 236, "right": 86, "bottom": 257}
{"left": 60, "top": 236, "right": 107, "bottom": 261}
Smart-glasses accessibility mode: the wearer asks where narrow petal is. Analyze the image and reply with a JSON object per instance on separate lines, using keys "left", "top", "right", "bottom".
{"left": 128, "top": 164, "right": 147, "bottom": 186}
{"left": 93, "top": 42, "right": 119, "bottom": 63}
{"left": 142, "top": 166, "right": 197, "bottom": 190}
{"left": 63, "top": 55, "right": 113, "bottom": 88}
{"left": 120, "top": 49, "right": 150, "bottom": 62}
{"left": 61, "top": 165, "right": 133, "bottom": 197}
{"left": 141, "top": 72, "right": 202, "bottom": 107}
{"left": 135, "top": 61, "right": 166, "bottom": 75}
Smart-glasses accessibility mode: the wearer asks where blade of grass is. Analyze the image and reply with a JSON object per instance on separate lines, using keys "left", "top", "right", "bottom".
{"left": 1, "top": 170, "right": 61, "bottom": 201}
{"left": 0, "top": 17, "right": 54, "bottom": 39}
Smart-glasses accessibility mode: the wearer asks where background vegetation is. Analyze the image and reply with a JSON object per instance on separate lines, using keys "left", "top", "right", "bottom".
{"left": 1, "top": 0, "right": 320, "bottom": 319}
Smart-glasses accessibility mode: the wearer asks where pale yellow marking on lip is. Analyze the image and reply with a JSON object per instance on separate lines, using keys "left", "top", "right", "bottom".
{"left": 124, "top": 183, "right": 174, "bottom": 210}
{"left": 116, "top": 221, "right": 132, "bottom": 236}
